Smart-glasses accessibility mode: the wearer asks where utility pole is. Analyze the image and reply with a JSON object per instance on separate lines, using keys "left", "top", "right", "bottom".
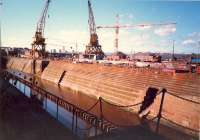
{"left": 75, "top": 42, "right": 78, "bottom": 54}
{"left": 198, "top": 41, "right": 200, "bottom": 58}
{"left": 172, "top": 40, "right": 175, "bottom": 61}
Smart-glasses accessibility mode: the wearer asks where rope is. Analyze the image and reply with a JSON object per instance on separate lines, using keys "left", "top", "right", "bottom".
{"left": 162, "top": 115, "right": 200, "bottom": 133}
{"left": 167, "top": 92, "right": 200, "bottom": 105}
{"left": 85, "top": 100, "right": 99, "bottom": 112}
{"left": 101, "top": 98, "right": 142, "bottom": 108}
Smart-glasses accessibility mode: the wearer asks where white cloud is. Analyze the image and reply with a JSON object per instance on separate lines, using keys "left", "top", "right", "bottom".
{"left": 2, "top": 27, "right": 178, "bottom": 53}
{"left": 45, "top": 30, "right": 89, "bottom": 52}
{"left": 3, "top": 37, "right": 32, "bottom": 48}
{"left": 154, "top": 24, "right": 176, "bottom": 36}
{"left": 128, "top": 14, "right": 134, "bottom": 19}
{"left": 181, "top": 32, "right": 200, "bottom": 47}
{"left": 188, "top": 32, "right": 200, "bottom": 38}
{"left": 182, "top": 39, "right": 195, "bottom": 45}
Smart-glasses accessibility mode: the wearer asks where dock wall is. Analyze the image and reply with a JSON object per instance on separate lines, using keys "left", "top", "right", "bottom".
{"left": 6, "top": 57, "right": 42, "bottom": 74}
{"left": 6, "top": 58, "right": 200, "bottom": 132}
{"left": 41, "top": 60, "right": 200, "bottom": 131}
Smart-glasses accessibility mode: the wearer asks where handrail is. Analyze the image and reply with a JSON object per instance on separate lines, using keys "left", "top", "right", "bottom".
{"left": 4, "top": 71, "right": 116, "bottom": 134}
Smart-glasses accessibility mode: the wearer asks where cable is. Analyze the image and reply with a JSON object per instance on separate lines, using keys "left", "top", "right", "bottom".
{"left": 167, "top": 92, "right": 200, "bottom": 105}
{"left": 162, "top": 115, "right": 200, "bottom": 133}
{"left": 86, "top": 99, "right": 99, "bottom": 112}
{"left": 101, "top": 98, "right": 142, "bottom": 108}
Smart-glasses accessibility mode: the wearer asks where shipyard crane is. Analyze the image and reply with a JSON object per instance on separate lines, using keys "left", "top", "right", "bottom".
{"left": 32, "top": 0, "right": 51, "bottom": 59}
{"left": 97, "top": 14, "right": 176, "bottom": 54}
{"left": 85, "top": 0, "right": 104, "bottom": 60}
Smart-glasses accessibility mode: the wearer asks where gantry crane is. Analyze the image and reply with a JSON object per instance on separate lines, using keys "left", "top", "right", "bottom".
{"left": 97, "top": 14, "right": 176, "bottom": 54}
{"left": 85, "top": 0, "right": 104, "bottom": 60}
{"left": 32, "top": 0, "right": 51, "bottom": 59}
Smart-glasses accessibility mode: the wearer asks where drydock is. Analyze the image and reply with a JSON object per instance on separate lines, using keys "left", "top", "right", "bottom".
{"left": 0, "top": 0, "right": 200, "bottom": 139}
{"left": 1, "top": 56, "right": 199, "bottom": 139}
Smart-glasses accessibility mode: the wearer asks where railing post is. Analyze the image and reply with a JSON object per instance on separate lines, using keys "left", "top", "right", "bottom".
{"left": 72, "top": 108, "right": 75, "bottom": 133}
{"left": 56, "top": 97, "right": 59, "bottom": 120}
{"left": 156, "top": 88, "right": 167, "bottom": 133}
{"left": 95, "top": 117, "right": 98, "bottom": 136}
{"left": 24, "top": 83, "right": 26, "bottom": 95}
{"left": 75, "top": 111, "right": 78, "bottom": 134}
{"left": 45, "top": 93, "right": 47, "bottom": 109}
{"left": 99, "top": 97, "right": 103, "bottom": 120}
{"left": 12, "top": 78, "right": 14, "bottom": 85}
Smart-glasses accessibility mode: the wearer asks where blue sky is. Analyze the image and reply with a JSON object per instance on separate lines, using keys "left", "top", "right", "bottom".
{"left": 1, "top": 0, "right": 200, "bottom": 54}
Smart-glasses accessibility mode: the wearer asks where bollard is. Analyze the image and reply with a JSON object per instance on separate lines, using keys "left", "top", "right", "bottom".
{"left": 156, "top": 88, "right": 167, "bottom": 133}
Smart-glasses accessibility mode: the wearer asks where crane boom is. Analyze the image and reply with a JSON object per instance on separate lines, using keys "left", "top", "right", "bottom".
{"left": 37, "top": 0, "right": 50, "bottom": 36}
{"left": 88, "top": 0, "right": 96, "bottom": 35}
{"left": 97, "top": 14, "right": 176, "bottom": 53}
{"left": 32, "top": 0, "right": 51, "bottom": 59}
{"left": 97, "top": 22, "right": 176, "bottom": 29}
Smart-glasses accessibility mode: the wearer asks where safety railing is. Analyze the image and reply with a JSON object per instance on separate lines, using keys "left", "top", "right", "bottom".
{"left": 2, "top": 71, "right": 117, "bottom": 136}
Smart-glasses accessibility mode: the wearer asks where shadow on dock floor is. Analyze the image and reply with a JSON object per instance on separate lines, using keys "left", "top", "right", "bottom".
{"left": 0, "top": 77, "right": 78, "bottom": 140}
{"left": 90, "top": 125, "right": 169, "bottom": 140}
{"left": 90, "top": 124, "right": 199, "bottom": 140}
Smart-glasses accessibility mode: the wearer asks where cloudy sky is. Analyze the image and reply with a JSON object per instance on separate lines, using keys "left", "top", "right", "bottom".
{"left": 1, "top": 0, "right": 200, "bottom": 54}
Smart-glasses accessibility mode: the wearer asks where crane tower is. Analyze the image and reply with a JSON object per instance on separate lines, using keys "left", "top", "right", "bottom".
{"left": 85, "top": 0, "right": 104, "bottom": 60}
{"left": 32, "top": 0, "right": 51, "bottom": 59}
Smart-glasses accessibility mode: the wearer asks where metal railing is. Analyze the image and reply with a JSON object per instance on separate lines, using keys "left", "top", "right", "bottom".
{"left": 3, "top": 71, "right": 117, "bottom": 136}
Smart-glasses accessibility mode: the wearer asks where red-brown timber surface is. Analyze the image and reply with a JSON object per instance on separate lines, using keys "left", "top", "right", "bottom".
{"left": 6, "top": 58, "right": 200, "bottom": 133}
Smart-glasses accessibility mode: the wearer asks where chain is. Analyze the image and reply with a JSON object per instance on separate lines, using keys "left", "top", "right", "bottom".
{"left": 101, "top": 98, "right": 142, "bottom": 108}
{"left": 167, "top": 92, "right": 200, "bottom": 105}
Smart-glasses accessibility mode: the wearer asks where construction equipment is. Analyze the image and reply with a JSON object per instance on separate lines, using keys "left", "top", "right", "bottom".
{"left": 32, "top": 0, "right": 51, "bottom": 59}
{"left": 85, "top": 0, "right": 104, "bottom": 60}
{"left": 97, "top": 14, "right": 176, "bottom": 54}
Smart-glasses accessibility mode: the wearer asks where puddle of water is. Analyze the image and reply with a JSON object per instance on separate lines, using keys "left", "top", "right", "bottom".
{"left": 9, "top": 78, "right": 101, "bottom": 139}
